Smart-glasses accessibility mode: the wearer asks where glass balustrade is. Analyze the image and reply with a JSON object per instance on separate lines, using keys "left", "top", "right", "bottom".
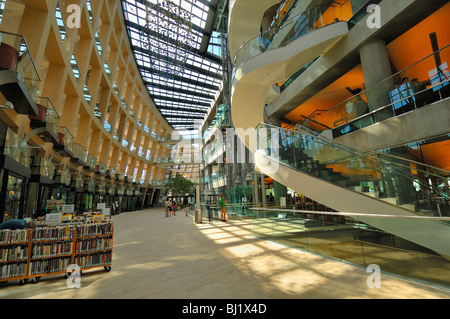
{"left": 31, "top": 156, "right": 55, "bottom": 178}
{"left": 248, "top": 207, "right": 450, "bottom": 287}
{"left": 96, "top": 161, "right": 107, "bottom": 174}
{"left": 158, "top": 135, "right": 183, "bottom": 143}
{"left": 43, "top": 159, "right": 55, "bottom": 179}
{"left": 31, "top": 97, "right": 60, "bottom": 134}
{"left": 0, "top": 124, "right": 31, "bottom": 168}
{"left": 56, "top": 127, "right": 74, "bottom": 153}
{"left": 86, "top": 181, "right": 95, "bottom": 192}
{"left": 268, "top": 0, "right": 298, "bottom": 32}
{"left": 75, "top": 177, "right": 84, "bottom": 190}
{"left": 108, "top": 186, "right": 116, "bottom": 195}
{"left": 0, "top": 31, "right": 41, "bottom": 107}
{"left": 85, "top": 154, "right": 96, "bottom": 169}
{"left": 98, "top": 184, "right": 106, "bottom": 194}
{"left": 256, "top": 123, "right": 450, "bottom": 218}
{"left": 234, "top": 4, "right": 346, "bottom": 73}
{"left": 72, "top": 143, "right": 88, "bottom": 164}
{"left": 58, "top": 168, "right": 71, "bottom": 186}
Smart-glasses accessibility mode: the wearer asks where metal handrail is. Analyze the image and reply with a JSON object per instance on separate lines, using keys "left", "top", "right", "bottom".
{"left": 302, "top": 44, "right": 450, "bottom": 132}
{"left": 260, "top": 122, "right": 450, "bottom": 178}
{"left": 249, "top": 207, "right": 450, "bottom": 221}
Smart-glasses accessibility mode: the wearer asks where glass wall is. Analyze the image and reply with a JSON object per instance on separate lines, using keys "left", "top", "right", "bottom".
{"left": 249, "top": 208, "right": 450, "bottom": 287}
{"left": 3, "top": 174, "right": 24, "bottom": 221}
{"left": 225, "top": 185, "right": 253, "bottom": 205}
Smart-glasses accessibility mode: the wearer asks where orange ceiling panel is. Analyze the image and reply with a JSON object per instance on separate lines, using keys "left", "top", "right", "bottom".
{"left": 284, "top": 65, "right": 365, "bottom": 124}
{"left": 419, "top": 140, "right": 450, "bottom": 171}
{"left": 387, "top": 3, "right": 450, "bottom": 74}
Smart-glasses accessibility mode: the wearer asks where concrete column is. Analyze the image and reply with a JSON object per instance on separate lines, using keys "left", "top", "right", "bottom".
{"left": 380, "top": 147, "right": 417, "bottom": 206}
{"left": 359, "top": 39, "right": 395, "bottom": 121}
{"left": 195, "top": 184, "right": 202, "bottom": 224}
{"left": 266, "top": 113, "right": 288, "bottom": 207}
{"left": 253, "top": 169, "right": 259, "bottom": 206}
{"left": 260, "top": 173, "right": 267, "bottom": 207}
{"left": 206, "top": 164, "right": 213, "bottom": 178}
{"left": 360, "top": 41, "right": 416, "bottom": 206}
{"left": 274, "top": 180, "right": 288, "bottom": 207}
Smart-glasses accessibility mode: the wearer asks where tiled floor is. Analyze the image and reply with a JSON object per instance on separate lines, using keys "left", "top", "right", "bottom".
{"left": 0, "top": 208, "right": 449, "bottom": 299}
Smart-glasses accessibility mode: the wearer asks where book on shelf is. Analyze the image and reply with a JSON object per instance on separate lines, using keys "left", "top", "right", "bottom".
{"left": 29, "top": 257, "right": 71, "bottom": 276}
{"left": 0, "top": 221, "right": 114, "bottom": 281}
{"left": 74, "top": 252, "right": 111, "bottom": 268}
{"left": 75, "top": 238, "right": 112, "bottom": 253}
{"left": 32, "top": 225, "right": 75, "bottom": 241}
{"left": 0, "top": 262, "right": 27, "bottom": 279}
{"left": 0, "top": 245, "right": 28, "bottom": 261}
{"left": 75, "top": 222, "right": 113, "bottom": 237}
{"left": 31, "top": 241, "right": 72, "bottom": 258}
{"left": 0, "top": 229, "right": 29, "bottom": 244}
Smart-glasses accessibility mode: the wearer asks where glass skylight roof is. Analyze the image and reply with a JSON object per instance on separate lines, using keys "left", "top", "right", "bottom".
{"left": 121, "top": 0, "right": 224, "bottom": 131}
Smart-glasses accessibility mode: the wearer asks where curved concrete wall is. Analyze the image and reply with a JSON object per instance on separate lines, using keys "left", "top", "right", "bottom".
{"left": 231, "top": 22, "right": 349, "bottom": 149}
{"left": 228, "top": 0, "right": 282, "bottom": 60}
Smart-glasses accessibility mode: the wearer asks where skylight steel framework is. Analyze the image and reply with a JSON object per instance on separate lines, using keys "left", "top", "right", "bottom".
{"left": 121, "top": 0, "right": 223, "bottom": 131}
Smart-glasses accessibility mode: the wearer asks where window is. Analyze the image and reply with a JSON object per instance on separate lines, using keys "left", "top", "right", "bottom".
{"left": 121, "top": 0, "right": 224, "bottom": 131}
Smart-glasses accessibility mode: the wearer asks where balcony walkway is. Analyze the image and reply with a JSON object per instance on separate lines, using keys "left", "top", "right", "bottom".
{"left": 0, "top": 208, "right": 449, "bottom": 299}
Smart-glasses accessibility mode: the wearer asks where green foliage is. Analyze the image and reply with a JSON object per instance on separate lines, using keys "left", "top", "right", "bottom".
{"left": 164, "top": 173, "right": 194, "bottom": 196}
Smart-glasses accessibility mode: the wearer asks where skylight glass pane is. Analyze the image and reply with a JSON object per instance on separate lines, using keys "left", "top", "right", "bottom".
{"left": 122, "top": 0, "right": 223, "bottom": 131}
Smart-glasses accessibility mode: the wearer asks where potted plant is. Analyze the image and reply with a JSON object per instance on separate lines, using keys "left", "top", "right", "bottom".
{"left": 29, "top": 104, "right": 47, "bottom": 121}
{"left": 0, "top": 42, "right": 19, "bottom": 70}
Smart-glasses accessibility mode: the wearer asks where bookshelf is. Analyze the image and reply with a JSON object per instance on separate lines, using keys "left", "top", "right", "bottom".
{"left": 0, "top": 229, "right": 30, "bottom": 284}
{"left": 0, "top": 221, "right": 113, "bottom": 285}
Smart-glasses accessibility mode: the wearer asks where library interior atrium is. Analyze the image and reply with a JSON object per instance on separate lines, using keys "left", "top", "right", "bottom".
{"left": 0, "top": 0, "right": 449, "bottom": 299}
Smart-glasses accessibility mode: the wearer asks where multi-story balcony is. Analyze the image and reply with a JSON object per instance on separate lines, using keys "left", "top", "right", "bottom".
{"left": 0, "top": 123, "right": 32, "bottom": 175}
{"left": 158, "top": 134, "right": 183, "bottom": 145}
{"left": 71, "top": 143, "right": 88, "bottom": 167}
{"left": 108, "top": 186, "right": 116, "bottom": 196}
{"left": 74, "top": 176, "right": 84, "bottom": 192}
{"left": 97, "top": 184, "right": 106, "bottom": 196}
{"left": 54, "top": 126, "right": 74, "bottom": 157}
{"left": 204, "top": 142, "right": 225, "bottom": 165}
{"left": 85, "top": 181, "right": 95, "bottom": 193}
{"left": 155, "top": 155, "right": 203, "bottom": 167}
{"left": 83, "top": 154, "right": 97, "bottom": 172}
{"left": 31, "top": 157, "right": 56, "bottom": 183}
{"left": 28, "top": 97, "right": 60, "bottom": 144}
{"left": 296, "top": 44, "right": 450, "bottom": 139}
{"left": 0, "top": 31, "right": 40, "bottom": 116}
{"left": 95, "top": 161, "right": 107, "bottom": 175}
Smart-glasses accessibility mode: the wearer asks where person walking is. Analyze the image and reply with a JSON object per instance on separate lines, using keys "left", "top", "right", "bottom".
{"left": 172, "top": 200, "right": 177, "bottom": 216}
{"left": 164, "top": 198, "right": 170, "bottom": 217}
{"left": 220, "top": 195, "right": 227, "bottom": 222}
